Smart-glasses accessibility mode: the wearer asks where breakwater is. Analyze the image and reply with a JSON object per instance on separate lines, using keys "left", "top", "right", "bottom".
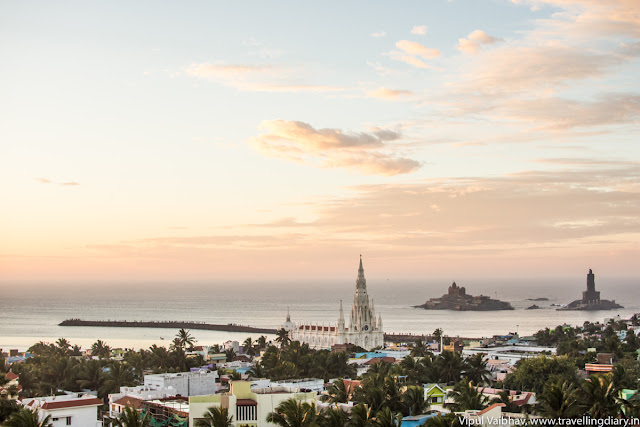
{"left": 59, "top": 319, "right": 278, "bottom": 334}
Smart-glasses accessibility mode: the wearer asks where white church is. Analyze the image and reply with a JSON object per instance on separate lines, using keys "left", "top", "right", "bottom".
{"left": 282, "top": 256, "right": 384, "bottom": 350}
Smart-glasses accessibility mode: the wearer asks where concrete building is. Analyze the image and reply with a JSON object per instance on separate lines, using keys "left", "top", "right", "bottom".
{"left": 108, "top": 384, "right": 180, "bottom": 418}
{"left": 144, "top": 370, "right": 218, "bottom": 397}
{"left": 22, "top": 394, "right": 102, "bottom": 427}
{"left": 189, "top": 381, "right": 317, "bottom": 427}
{"left": 284, "top": 257, "right": 384, "bottom": 350}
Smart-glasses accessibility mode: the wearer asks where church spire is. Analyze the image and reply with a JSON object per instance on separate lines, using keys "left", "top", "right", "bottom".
{"left": 356, "top": 255, "right": 366, "bottom": 289}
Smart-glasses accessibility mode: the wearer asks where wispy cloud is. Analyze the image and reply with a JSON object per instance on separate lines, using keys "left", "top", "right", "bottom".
{"left": 186, "top": 63, "right": 343, "bottom": 93}
{"left": 60, "top": 181, "right": 80, "bottom": 186}
{"left": 371, "top": 31, "right": 387, "bottom": 38}
{"left": 36, "top": 177, "right": 52, "bottom": 184}
{"left": 457, "top": 30, "right": 502, "bottom": 53}
{"left": 389, "top": 40, "right": 441, "bottom": 69}
{"left": 36, "top": 177, "right": 79, "bottom": 186}
{"left": 411, "top": 25, "right": 427, "bottom": 35}
{"left": 249, "top": 120, "right": 421, "bottom": 176}
{"left": 365, "top": 87, "right": 413, "bottom": 100}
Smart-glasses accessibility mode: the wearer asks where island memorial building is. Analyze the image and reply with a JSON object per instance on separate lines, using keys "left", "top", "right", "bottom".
{"left": 282, "top": 256, "right": 383, "bottom": 350}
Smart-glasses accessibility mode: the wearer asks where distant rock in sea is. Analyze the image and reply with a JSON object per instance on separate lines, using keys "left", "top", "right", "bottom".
{"left": 558, "top": 269, "right": 623, "bottom": 311}
{"left": 526, "top": 297, "right": 549, "bottom": 301}
{"left": 526, "top": 304, "right": 541, "bottom": 310}
{"left": 415, "top": 282, "right": 514, "bottom": 311}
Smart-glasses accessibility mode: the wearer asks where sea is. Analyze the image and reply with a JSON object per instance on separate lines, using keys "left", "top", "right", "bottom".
{"left": 1, "top": 277, "right": 637, "bottom": 352}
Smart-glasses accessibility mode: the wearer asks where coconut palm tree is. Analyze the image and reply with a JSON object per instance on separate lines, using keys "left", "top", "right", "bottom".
{"left": 323, "top": 378, "right": 349, "bottom": 404}
{"left": 100, "top": 362, "right": 135, "bottom": 397}
{"left": 463, "top": 354, "right": 491, "bottom": 386}
{"left": 446, "top": 379, "right": 489, "bottom": 412}
{"left": 402, "top": 385, "right": 430, "bottom": 416}
{"left": 436, "top": 351, "right": 464, "bottom": 384}
{"left": 76, "top": 359, "right": 104, "bottom": 391}
{"left": 0, "top": 400, "right": 20, "bottom": 423}
{"left": 373, "top": 407, "right": 402, "bottom": 427}
{"left": 243, "top": 337, "right": 255, "bottom": 355}
{"left": 2, "top": 408, "right": 52, "bottom": 427}
{"left": 176, "top": 329, "right": 196, "bottom": 350}
{"left": 275, "top": 328, "right": 291, "bottom": 348}
{"left": 347, "top": 403, "right": 373, "bottom": 427}
{"left": 578, "top": 375, "right": 620, "bottom": 418}
{"left": 55, "top": 338, "right": 70, "bottom": 355}
{"left": 91, "top": 340, "right": 111, "bottom": 359}
{"left": 246, "top": 362, "right": 266, "bottom": 379}
{"left": 317, "top": 407, "right": 349, "bottom": 427}
{"left": 266, "top": 398, "right": 319, "bottom": 427}
{"left": 113, "top": 406, "right": 152, "bottom": 427}
{"left": 538, "top": 379, "right": 579, "bottom": 418}
{"left": 195, "top": 406, "right": 233, "bottom": 427}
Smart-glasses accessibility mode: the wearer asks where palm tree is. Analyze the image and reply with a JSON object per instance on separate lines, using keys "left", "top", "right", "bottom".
{"left": 402, "top": 385, "right": 429, "bottom": 416}
{"left": 275, "top": 328, "right": 291, "bottom": 348}
{"left": 538, "top": 379, "right": 579, "bottom": 418}
{"left": 373, "top": 407, "right": 402, "bottom": 427}
{"left": 317, "top": 407, "right": 349, "bottom": 427}
{"left": 76, "top": 359, "right": 104, "bottom": 391}
{"left": 432, "top": 328, "right": 443, "bottom": 343}
{"left": 246, "top": 362, "right": 266, "bottom": 379}
{"left": 176, "top": 329, "right": 196, "bottom": 350}
{"left": 266, "top": 398, "right": 319, "bottom": 427}
{"left": 463, "top": 354, "right": 491, "bottom": 386}
{"left": 195, "top": 406, "right": 233, "bottom": 427}
{"left": 100, "top": 362, "right": 135, "bottom": 397}
{"left": 113, "top": 406, "right": 151, "bottom": 427}
{"left": 55, "top": 338, "right": 70, "bottom": 355}
{"left": 243, "top": 337, "right": 254, "bottom": 354}
{"left": 0, "top": 400, "right": 20, "bottom": 423}
{"left": 91, "top": 340, "right": 111, "bottom": 359}
{"left": 578, "top": 375, "right": 620, "bottom": 418}
{"left": 436, "top": 351, "right": 464, "bottom": 384}
{"left": 2, "top": 408, "right": 52, "bottom": 427}
{"left": 446, "top": 379, "right": 490, "bottom": 412}
{"left": 411, "top": 339, "right": 430, "bottom": 357}
{"left": 347, "top": 403, "right": 373, "bottom": 427}
{"left": 257, "top": 335, "right": 268, "bottom": 349}
{"left": 323, "top": 378, "right": 349, "bottom": 404}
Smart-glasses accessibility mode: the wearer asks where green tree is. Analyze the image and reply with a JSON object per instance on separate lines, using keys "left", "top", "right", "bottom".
{"left": 402, "top": 385, "right": 429, "bottom": 416}
{"left": 538, "top": 379, "right": 579, "bottom": 418}
{"left": 100, "top": 362, "right": 135, "bottom": 397}
{"left": 2, "top": 408, "right": 52, "bottom": 427}
{"left": 317, "top": 407, "right": 349, "bottom": 427}
{"left": 76, "top": 359, "right": 104, "bottom": 391}
{"left": 446, "top": 379, "right": 489, "bottom": 412}
{"left": 463, "top": 354, "right": 491, "bottom": 386}
{"left": 176, "top": 329, "right": 196, "bottom": 351}
{"left": 578, "top": 375, "right": 620, "bottom": 418}
{"left": 195, "top": 406, "right": 233, "bottom": 427}
{"left": 347, "top": 403, "right": 373, "bottom": 427}
{"left": 113, "top": 406, "right": 152, "bottom": 427}
{"left": 265, "top": 398, "right": 319, "bottom": 427}
{"left": 372, "top": 407, "right": 402, "bottom": 427}
{"left": 323, "top": 378, "right": 349, "bottom": 404}
{"left": 503, "top": 356, "right": 579, "bottom": 394}
{"left": 435, "top": 351, "right": 464, "bottom": 384}
{"left": 275, "top": 328, "right": 292, "bottom": 348}
{"left": 0, "top": 400, "right": 20, "bottom": 423}
{"left": 91, "top": 340, "right": 111, "bottom": 359}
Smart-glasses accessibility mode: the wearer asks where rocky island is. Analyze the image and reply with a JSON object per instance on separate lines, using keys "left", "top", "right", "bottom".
{"left": 416, "top": 282, "right": 514, "bottom": 311}
{"left": 558, "top": 269, "right": 623, "bottom": 311}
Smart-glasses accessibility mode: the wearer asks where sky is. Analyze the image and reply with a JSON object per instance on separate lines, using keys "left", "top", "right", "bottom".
{"left": 1, "top": 0, "right": 639, "bottom": 284}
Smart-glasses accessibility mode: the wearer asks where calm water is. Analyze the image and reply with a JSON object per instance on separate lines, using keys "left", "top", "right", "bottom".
{"left": 1, "top": 278, "right": 637, "bottom": 352}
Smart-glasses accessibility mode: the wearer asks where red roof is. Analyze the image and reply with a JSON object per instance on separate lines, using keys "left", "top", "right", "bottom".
{"left": 477, "top": 403, "right": 506, "bottom": 415}
{"left": 237, "top": 399, "right": 257, "bottom": 406}
{"left": 5, "top": 372, "right": 19, "bottom": 381}
{"left": 112, "top": 396, "right": 144, "bottom": 410}
{"left": 513, "top": 393, "right": 534, "bottom": 406}
{"left": 40, "top": 397, "right": 103, "bottom": 410}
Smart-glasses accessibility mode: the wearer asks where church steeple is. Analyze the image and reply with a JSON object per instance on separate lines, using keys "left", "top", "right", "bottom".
{"left": 356, "top": 254, "right": 366, "bottom": 289}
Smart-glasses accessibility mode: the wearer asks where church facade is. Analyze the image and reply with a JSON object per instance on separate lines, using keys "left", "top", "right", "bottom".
{"left": 282, "top": 257, "right": 384, "bottom": 351}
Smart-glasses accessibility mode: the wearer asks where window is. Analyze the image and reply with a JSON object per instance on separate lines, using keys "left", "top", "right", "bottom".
{"left": 66, "top": 416, "right": 72, "bottom": 425}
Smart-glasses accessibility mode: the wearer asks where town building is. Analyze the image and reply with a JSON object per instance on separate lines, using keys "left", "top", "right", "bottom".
{"left": 143, "top": 369, "right": 218, "bottom": 397}
{"left": 22, "top": 394, "right": 102, "bottom": 427}
{"left": 283, "top": 256, "right": 383, "bottom": 350}
{"left": 189, "top": 381, "right": 317, "bottom": 427}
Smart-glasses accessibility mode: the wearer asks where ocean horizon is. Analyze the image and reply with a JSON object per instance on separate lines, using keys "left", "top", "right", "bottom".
{"left": 2, "top": 276, "right": 637, "bottom": 352}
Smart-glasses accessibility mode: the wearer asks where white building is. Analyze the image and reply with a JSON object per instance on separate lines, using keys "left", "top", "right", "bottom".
{"left": 144, "top": 370, "right": 218, "bottom": 397}
{"left": 189, "top": 381, "right": 317, "bottom": 427}
{"left": 284, "top": 257, "right": 384, "bottom": 350}
{"left": 108, "top": 384, "right": 180, "bottom": 418}
{"left": 22, "top": 394, "right": 102, "bottom": 427}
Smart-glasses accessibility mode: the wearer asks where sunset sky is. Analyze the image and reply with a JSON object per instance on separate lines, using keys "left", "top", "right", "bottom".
{"left": 1, "top": 0, "right": 639, "bottom": 283}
